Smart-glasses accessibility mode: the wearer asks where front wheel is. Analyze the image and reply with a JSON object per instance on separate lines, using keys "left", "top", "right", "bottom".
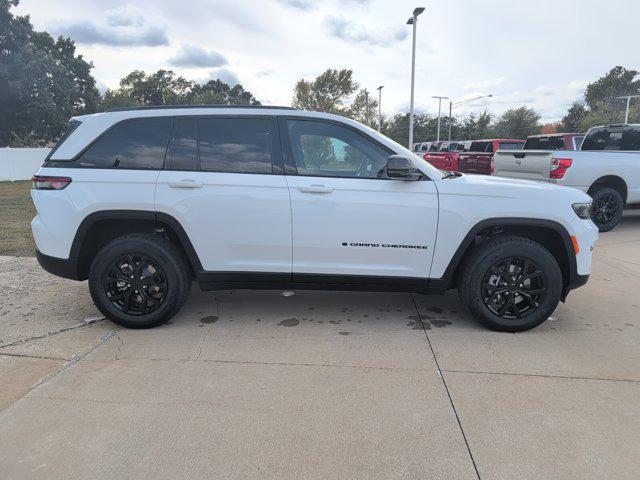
{"left": 458, "top": 235, "right": 563, "bottom": 332}
{"left": 89, "top": 234, "right": 191, "bottom": 329}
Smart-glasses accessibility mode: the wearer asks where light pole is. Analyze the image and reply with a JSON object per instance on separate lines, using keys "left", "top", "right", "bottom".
{"left": 377, "top": 85, "right": 384, "bottom": 132}
{"left": 432, "top": 95, "right": 448, "bottom": 142}
{"left": 407, "top": 7, "right": 425, "bottom": 150}
{"left": 447, "top": 94, "right": 493, "bottom": 141}
{"left": 617, "top": 95, "right": 640, "bottom": 123}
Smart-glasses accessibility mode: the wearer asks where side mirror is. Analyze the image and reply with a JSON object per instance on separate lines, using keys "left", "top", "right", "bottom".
{"left": 386, "top": 155, "right": 420, "bottom": 180}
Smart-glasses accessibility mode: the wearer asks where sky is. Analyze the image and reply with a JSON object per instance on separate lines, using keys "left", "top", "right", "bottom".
{"left": 14, "top": 0, "right": 640, "bottom": 122}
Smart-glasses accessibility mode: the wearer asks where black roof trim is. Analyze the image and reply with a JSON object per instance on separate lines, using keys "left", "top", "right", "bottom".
{"left": 106, "top": 104, "right": 296, "bottom": 112}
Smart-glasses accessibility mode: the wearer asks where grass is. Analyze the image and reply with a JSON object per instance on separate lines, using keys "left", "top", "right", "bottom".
{"left": 0, "top": 181, "right": 36, "bottom": 256}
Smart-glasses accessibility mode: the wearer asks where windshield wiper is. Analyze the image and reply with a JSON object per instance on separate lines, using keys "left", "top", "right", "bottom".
{"left": 441, "top": 171, "right": 462, "bottom": 179}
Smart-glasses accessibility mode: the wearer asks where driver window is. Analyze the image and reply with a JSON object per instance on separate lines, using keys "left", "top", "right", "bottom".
{"left": 286, "top": 119, "right": 389, "bottom": 178}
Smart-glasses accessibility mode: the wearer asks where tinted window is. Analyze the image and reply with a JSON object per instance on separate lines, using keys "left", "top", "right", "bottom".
{"left": 523, "top": 136, "right": 566, "bottom": 150}
{"left": 198, "top": 118, "right": 273, "bottom": 174}
{"left": 45, "top": 120, "right": 81, "bottom": 161}
{"left": 581, "top": 126, "right": 640, "bottom": 151}
{"left": 286, "top": 120, "right": 389, "bottom": 178}
{"left": 78, "top": 118, "right": 171, "bottom": 169}
{"left": 169, "top": 117, "right": 198, "bottom": 171}
{"left": 499, "top": 142, "right": 522, "bottom": 150}
{"left": 469, "top": 141, "right": 491, "bottom": 152}
{"left": 574, "top": 136, "right": 584, "bottom": 150}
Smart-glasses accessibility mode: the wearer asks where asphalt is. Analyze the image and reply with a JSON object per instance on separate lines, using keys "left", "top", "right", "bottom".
{"left": 1, "top": 211, "right": 639, "bottom": 479}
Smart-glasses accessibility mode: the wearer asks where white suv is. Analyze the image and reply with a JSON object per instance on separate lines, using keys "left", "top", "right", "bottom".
{"left": 32, "top": 106, "right": 598, "bottom": 332}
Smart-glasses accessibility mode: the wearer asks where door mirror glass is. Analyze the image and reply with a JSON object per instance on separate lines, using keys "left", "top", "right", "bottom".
{"left": 386, "top": 155, "right": 420, "bottom": 180}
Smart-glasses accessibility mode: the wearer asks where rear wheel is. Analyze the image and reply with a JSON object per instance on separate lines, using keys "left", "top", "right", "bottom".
{"left": 89, "top": 234, "right": 191, "bottom": 329}
{"left": 590, "top": 187, "right": 623, "bottom": 232}
{"left": 458, "top": 235, "right": 562, "bottom": 332}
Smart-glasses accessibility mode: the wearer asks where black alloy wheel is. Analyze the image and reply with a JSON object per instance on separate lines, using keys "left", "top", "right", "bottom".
{"left": 592, "top": 193, "right": 619, "bottom": 226}
{"left": 481, "top": 256, "right": 546, "bottom": 319}
{"left": 104, "top": 254, "right": 168, "bottom": 316}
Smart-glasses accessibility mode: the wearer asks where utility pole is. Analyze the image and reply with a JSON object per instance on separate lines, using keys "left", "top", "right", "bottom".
{"left": 432, "top": 96, "right": 448, "bottom": 142}
{"left": 618, "top": 95, "right": 640, "bottom": 123}
{"left": 448, "top": 94, "right": 493, "bottom": 141}
{"left": 407, "top": 7, "right": 425, "bottom": 149}
{"left": 377, "top": 85, "right": 384, "bottom": 132}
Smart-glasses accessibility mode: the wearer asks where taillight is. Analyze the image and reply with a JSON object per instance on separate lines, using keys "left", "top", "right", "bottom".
{"left": 550, "top": 158, "right": 572, "bottom": 179}
{"left": 31, "top": 175, "right": 72, "bottom": 190}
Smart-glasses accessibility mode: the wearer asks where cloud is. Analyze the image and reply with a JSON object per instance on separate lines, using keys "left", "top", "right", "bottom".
{"left": 276, "top": 0, "right": 315, "bottom": 10}
{"left": 51, "top": 5, "right": 169, "bottom": 47}
{"left": 324, "top": 15, "right": 408, "bottom": 46}
{"left": 534, "top": 86, "right": 555, "bottom": 96}
{"left": 463, "top": 77, "right": 505, "bottom": 91}
{"left": 169, "top": 45, "right": 228, "bottom": 68}
{"left": 256, "top": 69, "right": 275, "bottom": 78}
{"left": 205, "top": 68, "right": 240, "bottom": 87}
{"left": 568, "top": 80, "right": 588, "bottom": 92}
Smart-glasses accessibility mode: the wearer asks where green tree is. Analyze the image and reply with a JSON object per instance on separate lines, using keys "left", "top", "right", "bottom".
{"left": 584, "top": 66, "right": 640, "bottom": 110}
{"left": 292, "top": 68, "right": 377, "bottom": 127}
{"left": 492, "top": 107, "right": 540, "bottom": 138}
{"left": 562, "top": 102, "right": 588, "bottom": 132}
{"left": 456, "top": 111, "right": 494, "bottom": 140}
{"left": 188, "top": 79, "right": 260, "bottom": 105}
{"left": 0, "top": 0, "right": 100, "bottom": 146}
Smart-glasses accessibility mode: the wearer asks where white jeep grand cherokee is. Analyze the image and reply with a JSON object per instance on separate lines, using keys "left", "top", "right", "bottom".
{"left": 32, "top": 106, "right": 598, "bottom": 332}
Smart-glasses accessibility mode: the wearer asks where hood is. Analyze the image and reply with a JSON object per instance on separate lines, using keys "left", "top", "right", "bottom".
{"left": 436, "top": 173, "right": 592, "bottom": 203}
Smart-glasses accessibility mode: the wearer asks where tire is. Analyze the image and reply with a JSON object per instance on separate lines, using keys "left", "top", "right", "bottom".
{"left": 458, "top": 235, "right": 562, "bottom": 332}
{"left": 89, "top": 234, "right": 191, "bottom": 329}
{"left": 590, "top": 187, "right": 624, "bottom": 232}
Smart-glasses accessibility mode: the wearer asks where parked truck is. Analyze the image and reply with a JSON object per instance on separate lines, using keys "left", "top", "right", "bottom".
{"left": 422, "top": 141, "right": 470, "bottom": 171}
{"left": 458, "top": 139, "right": 524, "bottom": 175}
{"left": 523, "top": 133, "right": 584, "bottom": 151}
{"left": 492, "top": 123, "right": 640, "bottom": 231}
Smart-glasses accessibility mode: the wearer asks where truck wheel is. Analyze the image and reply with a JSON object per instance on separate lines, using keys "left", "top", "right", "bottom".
{"left": 590, "top": 187, "right": 623, "bottom": 232}
{"left": 89, "top": 234, "right": 191, "bottom": 329}
{"left": 458, "top": 235, "right": 562, "bottom": 332}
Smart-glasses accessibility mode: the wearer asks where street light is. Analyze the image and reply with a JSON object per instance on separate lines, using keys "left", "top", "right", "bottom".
{"left": 432, "top": 95, "right": 449, "bottom": 142}
{"left": 447, "top": 94, "right": 493, "bottom": 141}
{"left": 407, "top": 7, "right": 425, "bottom": 150}
{"left": 377, "top": 85, "right": 384, "bottom": 132}
{"left": 617, "top": 95, "right": 640, "bottom": 124}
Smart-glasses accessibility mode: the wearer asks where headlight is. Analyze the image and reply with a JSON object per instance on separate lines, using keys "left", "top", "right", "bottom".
{"left": 572, "top": 202, "right": 592, "bottom": 219}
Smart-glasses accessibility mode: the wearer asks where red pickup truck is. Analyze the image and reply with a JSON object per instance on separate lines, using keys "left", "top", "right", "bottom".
{"left": 422, "top": 141, "right": 470, "bottom": 171}
{"left": 458, "top": 139, "right": 524, "bottom": 175}
{"left": 523, "top": 133, "right": 584, "bottom": 151}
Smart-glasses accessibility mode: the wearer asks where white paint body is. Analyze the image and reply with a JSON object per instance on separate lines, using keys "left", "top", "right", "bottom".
{"left": 32, "top": 108, "right": 598, "bottom": 281}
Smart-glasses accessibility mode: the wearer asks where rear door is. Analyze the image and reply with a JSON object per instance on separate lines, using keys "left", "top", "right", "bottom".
{"left": 155, "top": 115, "right": 292, "bottom": 273}
{"left": 280, "top": 117, "right": 438, "bottom": 280}
{"left": 492, "top": 150, "right": 553, "bottom": 181}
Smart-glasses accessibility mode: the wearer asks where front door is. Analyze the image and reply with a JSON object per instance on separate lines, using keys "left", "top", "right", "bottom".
{"left": 280, "top": 117, "right": 438, "bottom": 279}
{"left": 155, "top": 115, "right": 292, "bottom": 273}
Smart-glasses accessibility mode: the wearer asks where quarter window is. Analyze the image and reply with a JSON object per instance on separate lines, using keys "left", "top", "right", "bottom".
{"left": 77, "top": 118, "right": 171, "bottom": 169}
{"left": 198, "top": 118, "right": 273, "bottom": 174}
{"left": 286, "top": 120, "right": 389, "bottom": 178}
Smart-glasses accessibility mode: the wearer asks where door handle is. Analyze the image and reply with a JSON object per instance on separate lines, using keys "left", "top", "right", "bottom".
{"left": 297, "top": 184, "right": 334, "bottom": 194}
{"left": 167, "top": 180, "right": 204, "bottom": 189}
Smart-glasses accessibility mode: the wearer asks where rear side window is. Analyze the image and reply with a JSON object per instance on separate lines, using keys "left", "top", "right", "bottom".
{"left": 582, "top": 126, "right": 640, "bottom": 151}
{"left": 523, "top": 136, "right": 565, "bottom": 150}
{"left": 499, "top": 142, "right": 522, "bottom": 150}
{"left": 198, "top": 118, "right": 273, "bottom": 174}
{"left": 77, "top": 118, "right": 171, "bottom": 169}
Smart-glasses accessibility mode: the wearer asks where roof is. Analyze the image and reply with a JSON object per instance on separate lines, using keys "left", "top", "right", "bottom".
{"left": 106, "top": 104, "right": 295, "bottom": 112}
{"left": 527, "top": 132, "right": 584, "bottom": 138}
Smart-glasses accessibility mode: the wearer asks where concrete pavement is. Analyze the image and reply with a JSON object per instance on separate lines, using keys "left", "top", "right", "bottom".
{"left": 1, "top": 211, "right": 639, "bottom": 479}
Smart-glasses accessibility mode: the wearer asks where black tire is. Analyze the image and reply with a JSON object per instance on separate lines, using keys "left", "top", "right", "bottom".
{"left": 458, "top": 235, "right": 562, "bottom": 332}
{"left": 590, "top": 187, "right": 624, "bottom": 232}
{"left": 89, "top": 234, "right": 191, "bottom": 329}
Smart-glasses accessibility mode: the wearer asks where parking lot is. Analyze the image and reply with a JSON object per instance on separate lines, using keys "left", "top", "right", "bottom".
{"left": 0, "top": 211, "right": 638, "bottom": 479}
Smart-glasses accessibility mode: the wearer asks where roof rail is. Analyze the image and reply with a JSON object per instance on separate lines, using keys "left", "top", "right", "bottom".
{"left": 106, "top": 104, "right": 296, "bottom": 112}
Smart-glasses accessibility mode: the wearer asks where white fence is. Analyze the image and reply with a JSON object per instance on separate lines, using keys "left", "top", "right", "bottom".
{"left": 0, "top": 148, "right": 50, "bottom": 181}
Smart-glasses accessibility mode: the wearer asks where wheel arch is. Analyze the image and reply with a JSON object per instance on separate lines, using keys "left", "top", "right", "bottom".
{"left": 587, "top": 175, "right": 628, "bottom": 204}
{"left": 431, "top": 218, "right": 577, "bottom": 297}
{"left": 70, "top": 210, "right": 203, "bottom": 280}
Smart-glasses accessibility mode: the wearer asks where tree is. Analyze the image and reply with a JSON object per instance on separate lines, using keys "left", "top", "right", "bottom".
{"left": 292, "top": 68, "right": 377, "bottom": 127}
{"left": 0, "top": 0, "right": 100, "bottom": 146}
{"left": 457, "top": 111, "right": 494, "bottom": 140}
{"left": 562, "top": 102, "right": 588, "bottom": 132}
{"left": 101, "top": 71, "right": 261, "bottom": 111}
{"left": 492, "top": 107, "right": 540, "bottom": 138}
{"left": 584, "top": 66, "right": 640, "bottom": 110}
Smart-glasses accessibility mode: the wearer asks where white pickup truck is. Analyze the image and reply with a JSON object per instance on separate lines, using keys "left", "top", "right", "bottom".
{"left": 493, "top": 124, "right": 640, "bottom": 231}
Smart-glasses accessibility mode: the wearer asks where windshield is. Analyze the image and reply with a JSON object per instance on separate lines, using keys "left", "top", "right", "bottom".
{"left": 524, "top": 136, "right": 566, "bottom": 150}
{"left": 582, "top": 126, "right": 640, "bottom": 151}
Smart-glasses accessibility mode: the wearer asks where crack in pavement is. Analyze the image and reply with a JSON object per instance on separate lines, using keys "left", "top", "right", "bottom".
{"left": 410, "top": 293, "right": 482, "bottom": 480}
{"left": 441, "top": 368, "right": 640, "bottom": 384}
{"left": 0, "top": 317, "right": 107, "bottom": 349}
{"left": 0, "top": 351, "right": 67, "bottom": 361}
